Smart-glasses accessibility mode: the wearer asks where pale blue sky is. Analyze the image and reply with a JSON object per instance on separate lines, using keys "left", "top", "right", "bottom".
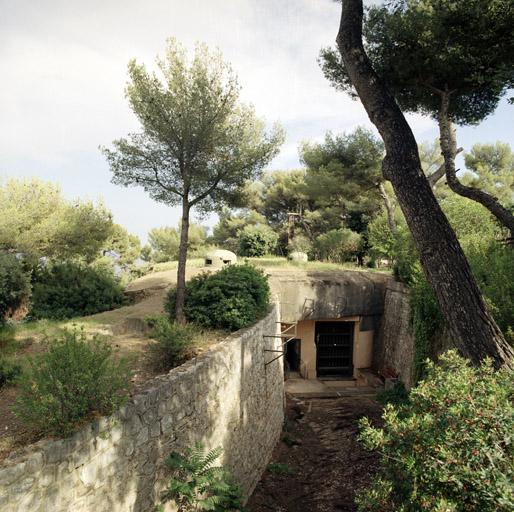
{"left": 1, "top": 0, "right": 512, "bottom": 244}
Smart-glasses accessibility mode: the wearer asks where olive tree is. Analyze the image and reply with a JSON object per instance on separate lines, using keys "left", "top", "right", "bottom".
{"left": 102, "top": 39, "right": 284, "bottom": 323}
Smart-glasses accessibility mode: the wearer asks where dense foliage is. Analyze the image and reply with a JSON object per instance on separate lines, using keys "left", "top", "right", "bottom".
{"left": 237, "top": 224, "right": 278, "bottom": 257}
{"left": 30, "top": 261, "right": 126, "bottom": 320}
{"left": 0, "top": 252, "right": 31, "bottom": 326}
{"left": 357, "top": 350, "right": 514, "bottom": 511}
{"left": 320, "top": 0, "right": 514, "bottom": 125}
{"left": 14, "top": 330, "right": 133, "bottom": 436}
{"left": 0, "top": 176, "right": 115, "bottom": 264}
{"left": 372, "top": 192, "right": 514, "bottom": 379}
{"left": 315, "top": 228, "right": 361, "bottom": 264}
{"left": 166, "top": 264, "right": 270, "bottom": 331}
{"left": 144, "top": 315, "right": 200, "bottom": 371}
{"left": 145, "top": 223, "right": 209, "bottom": 263}
{"left": 468, "top": 245, "right": 514, "bottom": 345}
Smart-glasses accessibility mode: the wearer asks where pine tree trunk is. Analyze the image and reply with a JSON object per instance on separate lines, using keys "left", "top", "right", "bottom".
{"left": 175, "top": 198, "right": 190, "bottom": 325}
{"left": 377, "top": 183, "right": 398, "bottom": 236}
{"left": 336, "top": 0, "right": 514, "bottom": 369}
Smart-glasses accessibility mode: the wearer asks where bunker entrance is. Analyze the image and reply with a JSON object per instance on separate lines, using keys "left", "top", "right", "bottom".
{"left": 315, "top": 321, "right": 354, "bottom": 378}
{"left": 285, "top": 338, "right": 301, "bottom": 372}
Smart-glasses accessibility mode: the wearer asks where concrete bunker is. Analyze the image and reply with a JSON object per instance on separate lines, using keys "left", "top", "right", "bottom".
{"left": 204, "top": 249, "right": 237, "bottom": 268}
{"left": 269, "top": 271, "right": 411, "bottom": 387}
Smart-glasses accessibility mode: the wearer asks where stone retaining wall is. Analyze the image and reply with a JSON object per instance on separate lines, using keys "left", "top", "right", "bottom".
{"left": 374, "top": 281, "right": 414, "bottom": 388}
{"left": 0, "top": 306, "right": 284, "bottom": 512}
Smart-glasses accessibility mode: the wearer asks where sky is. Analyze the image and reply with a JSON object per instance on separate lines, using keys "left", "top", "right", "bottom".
{"left": 1, "top": 0, "right": 513, "bottom": 245}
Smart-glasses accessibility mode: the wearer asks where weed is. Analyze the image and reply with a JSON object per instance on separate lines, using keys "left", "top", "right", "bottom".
{"left": 159, "top": 441, "right": 249, "bottom": 511}
{"left": 265, "top": 463, "right": 297, "bottom": 476}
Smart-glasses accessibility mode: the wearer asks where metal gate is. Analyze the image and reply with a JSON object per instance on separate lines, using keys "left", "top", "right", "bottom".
{"left": 315, "top": 321, "right": 354, "bottom": 377}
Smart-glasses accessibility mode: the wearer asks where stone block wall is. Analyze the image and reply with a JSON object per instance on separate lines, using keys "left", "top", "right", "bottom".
{"left": 0, "top": 306, "right": 284, "bottom": 512}
{"left": 374, "top": 281, "right": 415, "bottom": 388}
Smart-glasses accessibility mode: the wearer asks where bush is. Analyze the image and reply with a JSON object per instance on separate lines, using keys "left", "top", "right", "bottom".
{"left": 315, "top": 228, "right": 361, "bottom": 263}
{"left": 0, "top": 252, "right": 31, "bottom": 326}
{"left": 238, "top": 224, "right": 278, "bottom": 257}
{"left": 13, "top": 329, "right": 133, "bottom": 436}
{"left": 0, "top": 357, "right": 22, "bottom": 389}
{"left": 357, "top": 350, "right": 514, "bottom": 511}
{"left": 468, "top": 245, "right": 514, "bottom": 345}
{"left": 166, "top": 264, "right": 270, "bottom": 331}
{"left": 30, "top": 261, "right": 126, "bottom": 320}
{"left": 375, "top": 381, "right": 410, "bottom": 408}
{"left": 144, "top": 315, "right": 199, "bottom": 371}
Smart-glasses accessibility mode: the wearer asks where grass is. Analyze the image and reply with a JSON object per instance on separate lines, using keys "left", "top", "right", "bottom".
{"left": 265, "top": 462, "right": 297, "bottom": 476}
{"left": 246, "top": 256, "right": 366, "bottom": 271}
{"left": 151, "top": 258, "right": 206, "bottom": 272}
{"left": 149, "top": 255, "right": 391, "bottom": 274}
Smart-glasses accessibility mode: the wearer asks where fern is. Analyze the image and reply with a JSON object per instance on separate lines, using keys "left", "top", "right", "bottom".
{"left": 161, "top": 442, "right": 248, "bottom": 512}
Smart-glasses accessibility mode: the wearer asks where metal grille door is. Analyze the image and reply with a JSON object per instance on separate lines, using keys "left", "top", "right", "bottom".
{"left": 315, "top": 321, "right": 354, "bottom": 377}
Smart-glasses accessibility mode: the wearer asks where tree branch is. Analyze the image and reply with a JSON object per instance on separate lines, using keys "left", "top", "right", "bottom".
{"left": 437, "top": 91, "right": 514, "bottom": 233}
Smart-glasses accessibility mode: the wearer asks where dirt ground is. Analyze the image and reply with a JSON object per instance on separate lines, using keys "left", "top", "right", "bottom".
{"left": 246, "top": 392, "right": 384, "bottom": 512}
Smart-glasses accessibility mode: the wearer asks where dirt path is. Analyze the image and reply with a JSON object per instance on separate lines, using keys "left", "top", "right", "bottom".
{"left": 246, "top": 392, "right": 384, "bottom": 512}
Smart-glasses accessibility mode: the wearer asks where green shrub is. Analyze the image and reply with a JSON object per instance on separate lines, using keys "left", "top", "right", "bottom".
{"left": 357, "top": 350, "right": 514, "bottom": 511}
{"left": 238, "top": 224, "right": 278, "bottom": 257}
{"left": 158, "top": 441, "right": 248, "bottom": 512}
{"left": 409, "top": 277, "right": 443, "bottom": 383}
{"left": 315, "top": 228, "right": 361, "bottom": 263}
{"left": 13, "top": 329, "right": 133, "bottom": 436}
{"left": 166, "top": 264, "right": 270, "bottom": 331}
{"left": 375, "top": 381, "right": 410, "bottom": 408}
{"left": 30, "top": 261, "right": 126, "bottom": 320}
{"left": 144, "top": 315, "right": 199, "bottom": 371}
{"left": 0, "top": 252, "right": 31, "bottom": 326}
{"left": 468, "top": 245, "right": 514, "bottom": 345}
{"left": 0, "top": 357, "right": 22, "bottom": 389}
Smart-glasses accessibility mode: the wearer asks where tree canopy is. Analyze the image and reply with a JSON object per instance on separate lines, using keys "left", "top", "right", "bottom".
{"left": 146, "top": 223, "right": 207, "bottom": 263}
{"left": 321, "top": 0, "right": 514, "bottom": 125}
{"left": 102, "top": 38, "right": 284, "bottom": 323}
{"left": 463, "top": 142, "right": 514, "bottom": 207}
{"left": 333, "top": 0, "right": 514, "bottom": 368}
{"left": 0, "top": 176, "right": 114, "bottom": 264}
{"left": 321, "top": 0, "right": 514, "bottom": 232}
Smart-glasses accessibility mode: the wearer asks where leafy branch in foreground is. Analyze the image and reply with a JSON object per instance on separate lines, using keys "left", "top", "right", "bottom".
{"left": 357, "top": 350, "right": 514, "bottom": 511}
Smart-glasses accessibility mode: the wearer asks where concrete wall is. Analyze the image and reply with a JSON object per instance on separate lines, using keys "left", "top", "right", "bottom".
{"left": 0, "top": 307, "right": 284, "bottom": 512}
{"left": 269, "top": 271, "right": 390, "bottom": 322}
{"left": 270, "top": 271, "right": 414, "bottom": 388}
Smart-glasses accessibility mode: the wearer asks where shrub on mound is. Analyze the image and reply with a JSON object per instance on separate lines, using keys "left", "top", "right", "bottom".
{"left": 357, "top": 350, "right": 514, "bottom": 511}
{"left": 144, "top": 315, "right": 199, "bottom": 371}
{"left": 14, "top": 329, "right": 133, "bottom": 436}
{"left": 30, "top": 261, "right": 126, "bottom": 320}
{"left": 166, "top": 264, "right": 269, "bottom": 331}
